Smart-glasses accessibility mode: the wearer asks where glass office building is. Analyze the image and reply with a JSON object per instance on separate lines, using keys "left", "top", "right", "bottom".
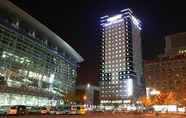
{"left": 100, "top": 9, "right": 145, "bottom": 105}
{"left": 0, "top": 1, "right": 83, "bottom": 106}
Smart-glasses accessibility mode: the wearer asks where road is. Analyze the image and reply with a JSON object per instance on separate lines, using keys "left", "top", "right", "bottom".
{"left": 1, "top": 112, "right": 186, "bottom": 118}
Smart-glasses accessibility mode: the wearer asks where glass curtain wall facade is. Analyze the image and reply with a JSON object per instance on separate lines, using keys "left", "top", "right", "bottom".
{"left": 0, "top": 1, "right": 83, "bottom": 106}
{"left": 100, "top": 9, "right": 145, "bottom": 105}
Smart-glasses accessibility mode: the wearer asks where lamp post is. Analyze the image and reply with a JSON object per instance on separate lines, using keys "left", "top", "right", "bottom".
{"left": 87, "top": 83, "right": 90, "bottom": 88}
{"left": 83, "top": 95, "right": 87, "bottom": 101}
{"left": 83, "top": 95, "right": 87, "bottom": 106}
{"left": 86, "top": 83, "right": 90, "bottom": 109}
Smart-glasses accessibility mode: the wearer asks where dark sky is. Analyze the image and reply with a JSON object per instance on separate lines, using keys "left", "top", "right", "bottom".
{"left": 10, "top": 0, "right": 186, "bottom": 85}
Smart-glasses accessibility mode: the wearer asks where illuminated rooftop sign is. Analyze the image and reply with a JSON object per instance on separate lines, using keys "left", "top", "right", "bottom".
{"left": 100, "top": 15, "right": 109, "bottom": 19}
{"left": 107, "top": 14, "right": 122, "bottom": 22}
{"left": 121, "top": 8, "right": 133, "bottom": 13}
{"left": 102, "top": 14, "right": 123, "bottom": 27}
{"left": 101, "top": 9, "right": 142, "bottom": 30}
{"left": 131, "top": 16, "right": 142, "bottom": 30}
{"left": 104, "top": 19, "right": 124, "bottom": 27}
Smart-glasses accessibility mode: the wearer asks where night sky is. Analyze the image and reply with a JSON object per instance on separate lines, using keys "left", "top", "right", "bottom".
{"left": 10, "top": 0, "right": 186, "bottom": 85}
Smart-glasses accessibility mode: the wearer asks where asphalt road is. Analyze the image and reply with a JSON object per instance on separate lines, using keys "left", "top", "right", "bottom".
{"left": 1, "top": 112, "right": 186, "bottom": 118}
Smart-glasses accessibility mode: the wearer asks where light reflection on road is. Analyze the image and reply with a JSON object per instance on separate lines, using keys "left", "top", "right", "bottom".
{"left": 1, "top": 112, "right": 186, "bottom": 118}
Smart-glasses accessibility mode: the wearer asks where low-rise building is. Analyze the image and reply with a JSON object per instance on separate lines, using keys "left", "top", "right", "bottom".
{"left": 144, "top": 54, "right": 186, "bottom": 105}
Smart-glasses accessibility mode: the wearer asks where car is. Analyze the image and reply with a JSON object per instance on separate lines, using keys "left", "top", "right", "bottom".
{"left": 40, "top": 107, "right": 49, "bottom": 115}
{"left": 0, "top": 106, "right": 9, "bottom": 115}
{"left": 145, "top": 107, "right": 154, "bottom": 113}
{"left": 48, "top": 107, "right": 56, "bottom": 115}
{"left": 65, "top": 105, "right": 86, "bottom": 115}
{"left": 28, "top": 106, "right": 41, "bottom": 115}
{"left": 55, "top": 106, "right": 69, "bottom": 115}
{"left": 7, "top": 105, "right": 27, "bottom": 115}
{"left": 69, "top": 106, "right": 78, "bottom": 114}
{"left": 76, "top": 105, "right": 86, "bottom": 115}
{"left": 93, "top": 107, "right": 105, "bottom": 112}
{"left": 55, "top": 106, "right": 63, "bottom": 115}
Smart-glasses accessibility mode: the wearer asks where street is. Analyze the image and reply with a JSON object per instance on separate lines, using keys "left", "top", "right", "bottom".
{"left": 1, "top": 112, "right": 186, "bottom": 118}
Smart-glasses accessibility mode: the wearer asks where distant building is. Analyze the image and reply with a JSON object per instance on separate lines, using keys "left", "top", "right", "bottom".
{"left": 144, "top": 55, "right": 186, "bottom": 91}
{"left": 76, "top": 84, "right": 100, "bottom": 106}
{"left": 144, "top": 32, "right": 186, "bottom": 104}
{"left": 165, "top": 32, "right": 186, "bottom": 56}
{"left": 100, "top": 8, "right": 145, "bottom": 106}
{"left": 0, "top": 0, "right": 83, "bottom": 106}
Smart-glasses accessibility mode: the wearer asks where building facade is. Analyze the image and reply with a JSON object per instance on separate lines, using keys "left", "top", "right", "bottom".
{"left": 0, "top": 0, "right": 83, "bottom": 106}
{"left": 144, "top": 54, "right": 186, "bottom": 104}
{"left": 165, "top": 32, "right": 186, "bottom": 56}
{"left": 100, "top": 8, "right": 145, "bottom": 105}
{"left": 145, "top": 32, "right": 186, "bottom": 104}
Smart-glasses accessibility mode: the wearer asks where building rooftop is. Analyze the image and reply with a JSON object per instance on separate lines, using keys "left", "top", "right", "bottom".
{"left": 166, "top": 32, "right": 186, "bottom": 38}
{"left": 144, "top": 54, "right": 186, "bottom": 64}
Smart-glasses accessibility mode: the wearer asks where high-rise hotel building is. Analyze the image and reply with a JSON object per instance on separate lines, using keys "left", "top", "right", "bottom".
{"left": 100, "top": 9, "right": 145, "bottom": 105}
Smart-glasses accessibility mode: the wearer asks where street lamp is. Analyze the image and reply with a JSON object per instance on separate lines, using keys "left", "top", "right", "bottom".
{"left": 87, "top": 83, "right": 90, "bottom": 88}
{"left": 83, "top": 95, "right": 87, "bottom": 101}
{"left": 83, "top": 95, "right": 87, "bottom": 107}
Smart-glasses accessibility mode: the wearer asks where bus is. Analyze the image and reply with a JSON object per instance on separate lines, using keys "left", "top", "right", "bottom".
{"left": 58, "top": 105, "right": 86, "bottom": 115}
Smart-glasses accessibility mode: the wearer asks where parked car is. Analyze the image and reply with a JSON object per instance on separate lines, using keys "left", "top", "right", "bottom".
{"left": 76, "top": 105, "right": 86, "bottom": 115}
{"left": 55, "top": 106, "right": 67, "bottom": 115}
{"left": 0, "top": 106, "right": 9, "bottom": 115}
{"left": 40, "top": 107, "right": 49, "bottom": 115}
{"left": 7, "top": 105, "right": 27, "bottom": 115}
{"left": 65, "top": 105, "right": 86, "bottom": 115}
{"left": 145, "top": 106, "right": 154, "bottom": 113}
{"left": 93, "top": 107, "right": 105, "bottom": 112}
{"left": 28, "top": 106, "right": 41, "bottom": 115}
{"left": 47, "top": 107, "right": 56, "bottom": 115}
